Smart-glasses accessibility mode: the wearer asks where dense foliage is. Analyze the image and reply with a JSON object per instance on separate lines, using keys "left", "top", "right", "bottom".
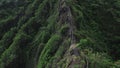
{"left": 0, "top": 0, "right": 120, "bottom": 68}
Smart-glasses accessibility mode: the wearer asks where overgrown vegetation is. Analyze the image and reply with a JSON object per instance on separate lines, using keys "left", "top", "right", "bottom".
{"left": 0, "top": 0, "right": 120, "bottom": 68}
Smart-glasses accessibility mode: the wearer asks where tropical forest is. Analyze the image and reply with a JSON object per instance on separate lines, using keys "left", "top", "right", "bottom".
{"left": 0, "top": 0, "right": 120, "bottom": 68}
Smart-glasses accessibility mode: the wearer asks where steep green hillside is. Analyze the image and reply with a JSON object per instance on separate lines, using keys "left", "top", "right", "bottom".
{"left": 0, "top": 0, "right": 120, "bottom": 68}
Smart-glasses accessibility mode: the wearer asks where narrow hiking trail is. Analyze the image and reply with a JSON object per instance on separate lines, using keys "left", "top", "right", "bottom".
{"left": 58, "top": 0, "right": 87, "bottom": 68}
{"left": 59, "top": 0, "right": 76, "bottom": 44}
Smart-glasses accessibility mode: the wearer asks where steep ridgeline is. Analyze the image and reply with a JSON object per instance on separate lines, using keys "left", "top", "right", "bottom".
{"left": 0, "top": 0, "right": 120, "bottom": 68}
{"left": 58, "top": 0, "right": 83, "bottom": 67}
{"left": 59, "top": 0, "right": 76, "bottom": 44}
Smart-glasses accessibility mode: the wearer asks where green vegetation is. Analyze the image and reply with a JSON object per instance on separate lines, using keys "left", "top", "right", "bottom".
{"left": 0, "top": 0, "right": 120, "bottom": 68}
